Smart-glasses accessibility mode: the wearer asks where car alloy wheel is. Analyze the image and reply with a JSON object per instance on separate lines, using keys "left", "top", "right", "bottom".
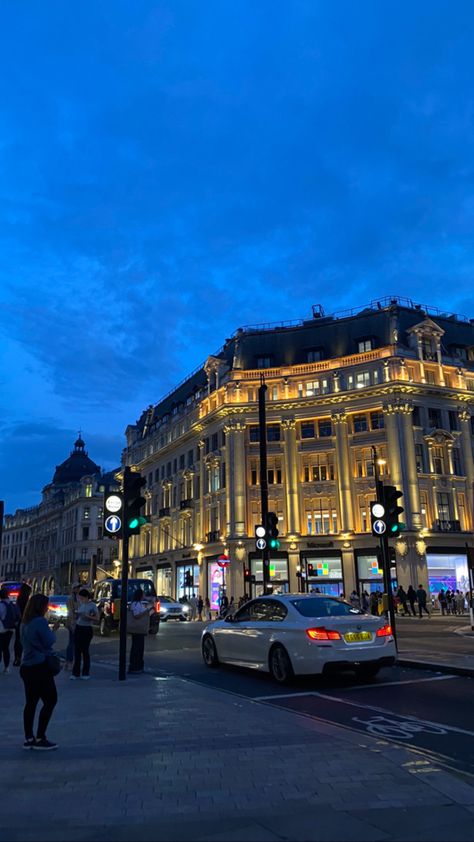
{"left": 269, "top": 644, "right": 293, "bottom": 685}
{"left": 202, "top": 635, "right": 219, "bottom": 668}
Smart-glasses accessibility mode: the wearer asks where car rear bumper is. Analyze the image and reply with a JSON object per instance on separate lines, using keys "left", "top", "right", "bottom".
{"left": 322, "top": 655, "right": 396, "bottom": 675}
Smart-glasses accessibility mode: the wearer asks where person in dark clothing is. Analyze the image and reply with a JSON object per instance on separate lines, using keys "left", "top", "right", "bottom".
{"left": 13, "top": 582, "right": 32, "bottom": 666}
{"left": 197, "top": 595, "right": 204, "bottom": 621}
{"left": 407, "top": 585, "right": 418, "bottom": 616}
{"left": 416, "top": 584, "right": 430, "bottom": 618}
{"left": 20, "top": 593, "right": 59, "bottom": 750}
{"left": 438, "top": 589, "right": 447, "bottom": 616}
{"left": 128, "top": 588, "right": 152, "bottom": 674}
{"left": 446, "top": 590, "right": 453, "bottom": 615}
{"left": 396, "top": 586, "right": 410, "bottom": 616}
{"left": 71, "top": 589, "right": 98, "bottom": 679}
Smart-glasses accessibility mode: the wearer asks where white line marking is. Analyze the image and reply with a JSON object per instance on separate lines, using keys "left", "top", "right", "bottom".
{"left": 313, "top": 691, "right": 474, "bottom": 738}
{"left": 253, "top": 673, "right": 458, "bottom": 701}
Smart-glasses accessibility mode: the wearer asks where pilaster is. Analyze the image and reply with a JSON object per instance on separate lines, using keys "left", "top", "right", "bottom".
{"left": 282, "top": 417, "right": 300, "bottom": 535}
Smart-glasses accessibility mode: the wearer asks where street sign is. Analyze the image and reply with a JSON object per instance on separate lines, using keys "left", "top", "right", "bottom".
{"left": 217, "top": 554, "right": 231, "bottom": 568}
{"left": 105, "top": 494, "right": 123, "bottom": 513}
{"left": 105, "top": 515, "right": 122, "bottom": 534}
{"left": 373, "top": 519, "right": 386, "bottom": 535}
{"left": 256, "top": 538, "right": 266, "bottom": 550}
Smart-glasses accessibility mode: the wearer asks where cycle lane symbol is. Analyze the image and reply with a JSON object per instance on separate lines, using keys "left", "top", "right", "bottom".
{"left": 351, "top": 714, "right": 448, "bottom": 739}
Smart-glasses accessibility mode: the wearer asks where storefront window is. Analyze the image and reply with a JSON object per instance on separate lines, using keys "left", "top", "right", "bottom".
{"left": 426, "top": 552, "right": 469, "bottom": 594}
{"left": 356, "top": 553, "right": 396, "bottom": 593}
{"left": 156, "top": 566, "right": 172, "bottom": 596}
{"left": 250, "top": 557, "right": 289, "bottom": 596}
{"left": 176, "top": 563, "right": 199, "bottom": 600}
{"left": 208, "top": 562, "right": 225, "bottom": 611}
{"left": 305, "top": 556, "right": 343, "bottom": 596}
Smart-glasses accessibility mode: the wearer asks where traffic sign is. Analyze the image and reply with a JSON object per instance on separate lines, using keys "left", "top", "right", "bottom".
{"left": 255, "top": 525, "right": 266, "bottom": 538}
{"left": 105, "top": 515, "right": 122, "bottom": 534}
{"left": 371, "top": 503, "right": 385, "bottom": 519}
{"left": 217, "top": 554, "right": 231, "bottom": 568}
{"left": 256, "top": 538, "right": 266, "bottom": 550}
{"left": 373, "top": 519, "right": 386, "bottom": 535}
{"left": 105, "top": 494, "right": 123, "bottom": 513}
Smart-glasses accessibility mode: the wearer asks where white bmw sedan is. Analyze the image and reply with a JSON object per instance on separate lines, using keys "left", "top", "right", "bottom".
{"left": 201, "top": 594, "right": 396, "bottom": 684}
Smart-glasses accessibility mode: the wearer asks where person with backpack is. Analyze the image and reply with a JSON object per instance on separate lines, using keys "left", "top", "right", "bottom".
{"left": 0, "top": 586, "right": 20, "bottom": 674}
{"left": 20, "top": 593, "right": 60, "bottom": 750}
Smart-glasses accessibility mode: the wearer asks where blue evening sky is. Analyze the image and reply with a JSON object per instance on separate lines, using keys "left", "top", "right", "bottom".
{"left": 1, "top": 0, "right": 474, "bottom": 512}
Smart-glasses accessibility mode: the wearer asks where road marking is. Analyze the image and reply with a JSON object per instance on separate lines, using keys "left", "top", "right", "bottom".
{"left": 253, "top": 674, "right": 458, "bottom": 701}
{"left": 313, "top": 691, "right": 474, "bottom": 738}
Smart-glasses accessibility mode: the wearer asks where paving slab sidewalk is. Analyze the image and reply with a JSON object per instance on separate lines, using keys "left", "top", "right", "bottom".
{"left": 2, "top": 662, "right": 474, "bottom": 842}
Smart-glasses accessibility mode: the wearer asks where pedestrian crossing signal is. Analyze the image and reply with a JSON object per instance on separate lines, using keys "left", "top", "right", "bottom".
{"left": 383, "top": 485, "right": 405, "bottom": 536}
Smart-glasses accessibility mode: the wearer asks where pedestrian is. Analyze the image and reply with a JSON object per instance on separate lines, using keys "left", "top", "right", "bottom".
{"left": 197, "top": 594, "right": 204, "bottom": 621}
{"left": 0, "top": 586, "right": 20, "bottom": 674}
{"left": 205, "top": 597, "right": 212, "bottom": 621}
{"left": 438, "top": 589, "right": 447, "bottom": 616}
{"left": 416, "top": 584, "right": 430, "bottom": 618}
{"left": 128, "top": 588, "right": 153, "bottom": 675}
{"left": 407, "top": 585, "right": 418, "bottom": 616}
{"left": 20, "top": 593, "right": 60, "bottom": 750}
{"left": 369, "top": 591, "right": 379, "bottom": 616}
{"left": 446, "top": 589, "right": 453, "bottom": 615}
{"left": 64, "top": 583, "right": 80, "bottom": 671}
{"left": 13, "top": 582, "right": 32, "bottom": 666}
{"left": 71, "top": 588, "right": 98, "bottom": 680}
{"left": 457, "top": 590, "right": 465, "bottom": 615}
{"left": 349, "top": 591, "right": 360, "bottom": 609}
{"left": 396, "top": 585, "right": 410, "bottom": 616}
{"left": 361, "top": 590, "right": 369, "bottom": 612}
{"left": 451, "top": 589, "right": 458, "bottom": 615}
{"left": 227, "top": 596, "right": 236, "bottom": 616}
{"left": 220, "top": 592, "right": 229, "bottom": 617}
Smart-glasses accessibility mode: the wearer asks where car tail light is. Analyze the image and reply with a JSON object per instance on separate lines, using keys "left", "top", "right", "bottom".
{"left": 49, "top": 604, "right": 60, "bottom": 611}
{"left": 306, "top": 627, "right": 341, "bottom": 641}
{"left": 110, "top": 601, "right": 115, "bottom": 615}
{"left": 155, "top": 599, "right": 160, "bottom": 613}
{"left": 376, "top": 624, "right": 393, "bottom": 637}
{"left": 10, "top": 591, "right": 19, "bottom": 599}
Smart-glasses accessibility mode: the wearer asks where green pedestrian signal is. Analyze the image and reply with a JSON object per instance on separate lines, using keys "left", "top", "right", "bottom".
{"left": 383, "top": 485, "right": 404, "bottom": 536}
{"left": 125, "top": 471, "right": 149, "bottom": 535}
{"left": 266, "top": 511, "right": 280, "bottom": 550}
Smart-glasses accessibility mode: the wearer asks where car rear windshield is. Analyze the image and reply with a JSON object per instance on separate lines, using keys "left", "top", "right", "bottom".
{"left": 116, "top": 580, "right": 156, "bottom": 599}
{"left": 158, "top": 596, "right": 173, "bottom": 603}
{"left": 290, "top": 598, "right": 362, "bottom": 618}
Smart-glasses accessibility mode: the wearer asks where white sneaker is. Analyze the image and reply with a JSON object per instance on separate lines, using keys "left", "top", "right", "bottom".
{"left": 70, "top": 675, "right": 79, "bottom": 680}
{"left": 81, "top": 676, "right": 90, "bottom": 681}
{"left": 3, "top": 668, "right": 10, "bottom": 675}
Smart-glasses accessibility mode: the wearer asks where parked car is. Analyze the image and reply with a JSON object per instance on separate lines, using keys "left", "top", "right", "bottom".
{"left": 93, "top": 578, "right": 160, "bottom": 636}
{"left": 158, "top": 595, "right": 191, "bottom": 622}
{"left": 0, "top": 581, "right": 23, "bottom": 600}
{"left": 201, "top": 594, "right": 396, "bottom": 684}
{"left": 46, "top": 595, "right": 69, "bottom": 625}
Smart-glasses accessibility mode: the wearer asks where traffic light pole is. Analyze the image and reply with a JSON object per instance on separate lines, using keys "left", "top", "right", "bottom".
{"left": 258, "top": 376, "right": 270, "bottom": 595}
{"left": 372, "top": 448, "right": 397, "bottom": 647}
{"left": 118, "top": 466, "right": 130, "bottom": 681}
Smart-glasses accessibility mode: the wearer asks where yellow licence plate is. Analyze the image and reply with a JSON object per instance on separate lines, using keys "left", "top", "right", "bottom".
{"left": 344, "top": 631, "right": 372, "bottom": 643}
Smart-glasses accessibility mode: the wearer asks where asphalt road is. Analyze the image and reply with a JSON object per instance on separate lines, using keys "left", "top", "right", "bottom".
{"left": 70, "top": 620, "right": 474, "bottom": 780}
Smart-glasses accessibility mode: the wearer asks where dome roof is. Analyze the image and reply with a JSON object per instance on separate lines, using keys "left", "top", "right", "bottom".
{"left": 52, "top": 437, "right": 100, "bottom": 486}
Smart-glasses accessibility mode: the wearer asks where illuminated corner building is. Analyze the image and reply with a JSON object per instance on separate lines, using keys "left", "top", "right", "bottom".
{"left": 124, "top": 297, "right": 474, "bottom": 607}
{"left": 1, "top": 437, "right": 120, "bottom": 593}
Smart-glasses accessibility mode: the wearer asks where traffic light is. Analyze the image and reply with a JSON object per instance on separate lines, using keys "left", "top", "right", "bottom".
{"left": 266, "top": 512, "right": 280, "bottom": 550}
{"left": 125, "top": 471, "right": 148, "bottom": 535}
{"left": 383, "top": 485, "right": 405, "bottom": 536}
{"left": 244, "top": 568, "right": 251, "bottom": 584}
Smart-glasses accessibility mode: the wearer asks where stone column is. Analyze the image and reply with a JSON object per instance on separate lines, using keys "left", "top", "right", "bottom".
{"left": 224, "top": 419, "right": 247, "bottom": 537}
{"left": 199, "top": 440, "right": 206, "bottom": 542}
{"left": 332, "top": 412, "right": 354, "bottom": 532}
{"left": 458, "top": 408, "right": 474, "bottom": 530}
{"left": 282, "top": 417, "right": 300, "bottom": 535}
{"left": 383, "top": 403, "right": 404, "bottom": 491}
{"left": 399, "top": 403, "right": 422, "bottom": 530}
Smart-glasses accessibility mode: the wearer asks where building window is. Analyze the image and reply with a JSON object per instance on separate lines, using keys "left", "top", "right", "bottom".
{"left": 271, "top": 386, "right": 279, "bottom": 400}
{"left": 353, "top": 414, "right": 368, "bottom": 433}
{"left": 188, "top": 449, "right": 194, "bottom": 468}
{"left": 256, "top": 356, "right": 272, "bottom": 369}
{"left": 267, "top": 466, "right": 282, "bottom": 485}
{"left": 249, "top": 426, "right": 260, "bottom": 442}
{"left": 453, "top": 448, "right": 462, "bottom": 476}
{"left": 85, "top": 484, "right": 92, "bottom": 498}
{"left": 318, "top": 419, "right": 332, "bottom": 438}
{"left": 412, "top": 406, "right": 421, "bottom": 426}
{"left": 415, "top": 443, "right": 425, "bottom": 473}
{"left": 306, "top": 503, "right": 338, "bottom": 535}
{"left": 355, "top": 371, "right": 371, "bottom": 389}
{"left": 428, "top": 408, "right": 442, "bottom": 428}
{"left": 211, "top": 433, "right": 219, "bottom": 452}
{"left": 358, "top": 339, "right": 373, "bottom": 353}
{"left": 433, "top": 446, "right": 445, "bottom": 474}
{"left": 370, "top": 411, "right": 384, "bottom": 430}
{"left": 457, "top": 493, "right": 468, "bottom": 530}
{"left": 250, "top": 459, "right": 259, "bottom": 486}
{"left": 437, "top": 492, "right": 450, "bottom": 521}
{"left": 307, "top": 349, "right": 322, "bottom": 362}
{"left": 448, "top": 411, "right": 459, "bottom": 432}
{"left": 267, "top": 424, "right": 281, "bottom": 442}
{"left": 301, "top": 421, "right": 315, "bottom": 439}
{"left": 179, "top": 454, "right": 185, "bottom": 470}
{"left": 82, "top": 527, "right": 89, "bottom": 540}
{"left": 304, "top": 461, "right": 335, "bottom": 482}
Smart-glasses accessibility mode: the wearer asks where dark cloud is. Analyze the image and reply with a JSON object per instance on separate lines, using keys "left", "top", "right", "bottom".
{"left": 1, "top": 0, "right": 474, "bottom": 508}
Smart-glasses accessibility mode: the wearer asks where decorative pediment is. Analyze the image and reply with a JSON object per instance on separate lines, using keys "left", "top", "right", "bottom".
{"left": 406, "top": 317, "right": 445, "bottom": 337}
{"left": 424, "top": 428, "right": 457, "bottom": 445}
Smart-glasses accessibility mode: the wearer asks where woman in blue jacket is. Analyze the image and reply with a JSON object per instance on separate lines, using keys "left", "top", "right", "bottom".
{"left": 20, "top": 594, "right": 60, "bottom": 751}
